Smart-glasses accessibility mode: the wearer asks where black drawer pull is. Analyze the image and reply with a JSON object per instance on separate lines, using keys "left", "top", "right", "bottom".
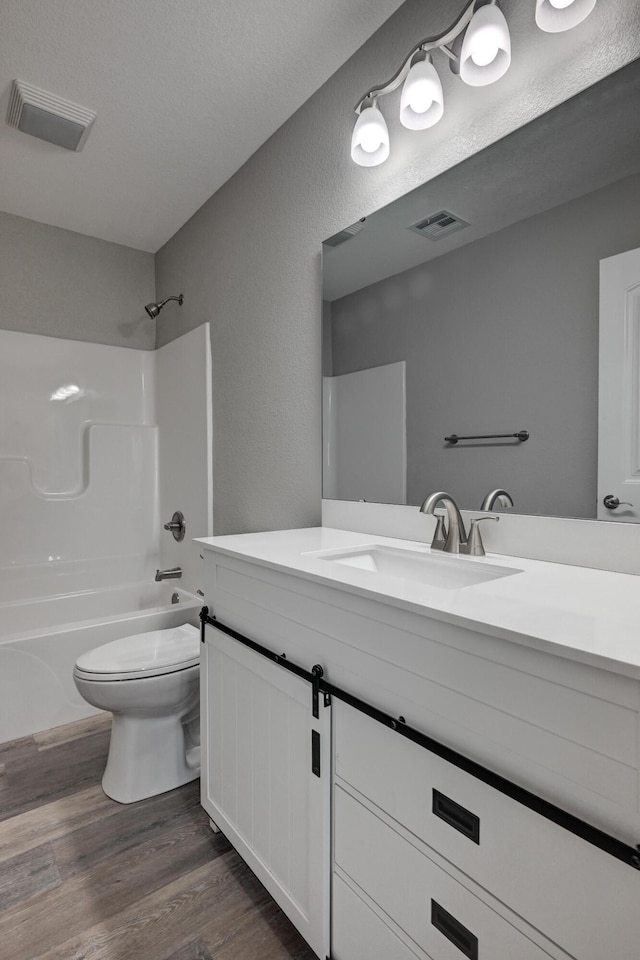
{"left": 433, "top": 789, "right": 480, "bottom": 844}
{"left": 431, "top": 900, "right": 478, "bottom": 960}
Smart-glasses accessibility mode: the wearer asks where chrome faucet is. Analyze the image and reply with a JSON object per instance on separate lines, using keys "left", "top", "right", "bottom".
{"left": 420, "top": 491, "right": 467, "bottom": 554}
{"left": 155, "top": 567, "right": 182, "bottom": 581}
{"left": 419, "top": 491, "right": 499, "bottom": 556}
{"left": 481, "top": 488, "right": 514, "bottom": 511}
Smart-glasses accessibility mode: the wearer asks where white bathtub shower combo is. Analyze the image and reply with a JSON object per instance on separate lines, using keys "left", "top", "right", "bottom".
{"left": 0, "top": 325, "right": 213, "bottom": 800}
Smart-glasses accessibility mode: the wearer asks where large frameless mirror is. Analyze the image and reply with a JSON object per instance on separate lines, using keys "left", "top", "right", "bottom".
{"left": 322, "top": 59, "right": 640, "bottom": 522}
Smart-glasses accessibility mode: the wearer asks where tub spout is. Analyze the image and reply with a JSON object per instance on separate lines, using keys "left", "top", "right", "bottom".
{"left": 155, "top": 567, "right": 182, "bottom": 581}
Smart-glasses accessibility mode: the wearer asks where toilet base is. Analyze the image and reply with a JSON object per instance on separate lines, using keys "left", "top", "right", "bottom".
{"left": 73, "top": 663, "right": 201, "bottom": 805}
{"left": 103, "top": 711, "right": 200, "bottom": 804}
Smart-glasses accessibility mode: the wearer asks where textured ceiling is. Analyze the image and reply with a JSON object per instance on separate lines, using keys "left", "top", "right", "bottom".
{"left": 0, "top": 0, "right": 405, "bottom": 251}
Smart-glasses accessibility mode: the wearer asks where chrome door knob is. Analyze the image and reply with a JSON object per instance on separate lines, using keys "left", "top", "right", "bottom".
{"left": 603, "top": 494, "right": 633, "bottom": 510}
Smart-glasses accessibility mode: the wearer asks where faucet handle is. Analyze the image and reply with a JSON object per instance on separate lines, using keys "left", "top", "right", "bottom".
{"left": 460, "top": 515, "right": 499, "bottom": 557}
{"left": 430, "top": 515, "right": 447, "bottom": 551}
{"left": 163, "top": 510, "right": 186, "bottom": 541}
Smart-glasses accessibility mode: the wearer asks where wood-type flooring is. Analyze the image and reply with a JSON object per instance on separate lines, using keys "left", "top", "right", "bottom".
{"left": 0, "top": 713, "right": 317, "bottom": 960}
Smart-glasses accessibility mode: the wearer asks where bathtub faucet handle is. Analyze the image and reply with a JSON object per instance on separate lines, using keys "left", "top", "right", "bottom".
{"left": 163, "top": 511, "right": 186, "bottom": 542}
{"left": 155, "top": 567, "right": 183, "bottom": 581}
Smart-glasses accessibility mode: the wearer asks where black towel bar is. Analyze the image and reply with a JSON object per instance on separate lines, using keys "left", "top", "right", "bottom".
{"left": 445, "top": 430, "right": 529, "bottom": 444}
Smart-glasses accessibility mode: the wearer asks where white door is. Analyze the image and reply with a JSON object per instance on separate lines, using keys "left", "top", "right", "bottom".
{"left": 598, "top": 247, "right": 640, "bottom": 521}
{"left": 201, "top": 624, "right": 331, "bottom": 959}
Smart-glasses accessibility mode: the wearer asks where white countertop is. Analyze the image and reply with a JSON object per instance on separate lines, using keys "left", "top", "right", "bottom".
{"left": 196, "top": 527, "right": 640, "bottom": 680}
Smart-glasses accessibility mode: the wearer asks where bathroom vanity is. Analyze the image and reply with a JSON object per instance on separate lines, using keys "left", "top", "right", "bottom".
{"left": 198, "top": 527, "right": 640, "bottom": 960}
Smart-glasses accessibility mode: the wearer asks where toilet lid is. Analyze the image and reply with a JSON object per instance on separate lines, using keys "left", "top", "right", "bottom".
{"left": 74, "top": 623, "right": 200, "bottom": 679}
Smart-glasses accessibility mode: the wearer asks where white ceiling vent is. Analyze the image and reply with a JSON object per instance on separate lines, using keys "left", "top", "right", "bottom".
{"left": 7, "top": 80, "right": 96, "bottom": 152}
{"left": 409, "top": 210, "right": 470, "bottom": 241}
{"left": 324, "top": 218, "right": 367, "bottom": 248}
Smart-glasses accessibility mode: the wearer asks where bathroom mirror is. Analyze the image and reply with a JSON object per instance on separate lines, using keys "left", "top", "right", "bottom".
{"left": 322, "top": 58, "right": 640, "bottom": 522}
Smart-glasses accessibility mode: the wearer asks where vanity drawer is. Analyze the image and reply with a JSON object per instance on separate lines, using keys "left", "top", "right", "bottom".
{"left": 334, "top": 700, "right": 640, "bottom": 960}
{"left": 334, "top": 786, "right": 560, "bottom": 960}
{"left": 333, "top": 873, "right": 429, "bottom": 960}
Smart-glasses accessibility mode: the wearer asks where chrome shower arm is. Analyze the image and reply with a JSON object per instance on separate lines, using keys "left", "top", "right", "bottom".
{"left": 157, "top": 295, "right": 184, "bottom": 309}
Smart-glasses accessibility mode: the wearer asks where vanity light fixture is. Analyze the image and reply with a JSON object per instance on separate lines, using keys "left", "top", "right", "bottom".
{"left": 350, "top": 100, "right": 389, "bottom": 167}
{"left": 350, "top": 0, "right": 597, "bottom": 166}
{"left": 459, "top": 2, "right": 511, "bottom": 86}
{"left": 535, "top": 0, "right": 597, "bottom": 33}
{"left": 400, "top": 54, "right": 444, "bottom": 130}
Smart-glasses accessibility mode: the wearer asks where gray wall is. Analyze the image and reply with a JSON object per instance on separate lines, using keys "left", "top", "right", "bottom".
{"left": 0, "top": 212, "right": 155, "bottom": 349}
{"left": 154, "top": 0, "right": 640, "bottom": 535}
{"left": 329, "top": 175, "right": 640, "bottom": 519}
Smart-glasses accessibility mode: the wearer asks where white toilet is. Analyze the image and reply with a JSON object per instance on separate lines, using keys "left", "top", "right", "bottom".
{"left": 73, "top": 623, "right": 201, "bottom": 804}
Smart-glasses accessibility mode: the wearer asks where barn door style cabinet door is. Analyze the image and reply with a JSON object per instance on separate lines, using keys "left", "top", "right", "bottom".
{"left": 200, "top": 622, "right": 331, "bottom": 959}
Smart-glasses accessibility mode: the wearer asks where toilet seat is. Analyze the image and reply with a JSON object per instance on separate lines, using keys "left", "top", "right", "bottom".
{"left": 74, "top": 623, "right": 200, "bottom": 682}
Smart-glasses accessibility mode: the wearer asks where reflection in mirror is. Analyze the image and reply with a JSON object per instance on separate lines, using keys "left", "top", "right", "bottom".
{"left": 322, "top": 59, "right": 640, "bottom": 522}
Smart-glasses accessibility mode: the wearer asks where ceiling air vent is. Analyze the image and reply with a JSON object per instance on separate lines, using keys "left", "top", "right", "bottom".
{"left": 7, "top": 80, "right": 96, "bottom": 151}
{"left": 324, "top": 218, "right": 366, "bottom": 248}
{"left": 409, "top": 210, "right": 469, "bottom": 241}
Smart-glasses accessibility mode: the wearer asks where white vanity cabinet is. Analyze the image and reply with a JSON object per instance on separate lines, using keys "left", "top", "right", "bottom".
{"left": 333, "top": 786, "right": 559, "bottom": 960}
{"left": 332, "top": 699, "right": 639, "bottom": 960}
{"left": 198, "top": 530, "right": 640, "bottom": 960}
{"left": 200, "top": 623, "right": 331, "bottom": 959}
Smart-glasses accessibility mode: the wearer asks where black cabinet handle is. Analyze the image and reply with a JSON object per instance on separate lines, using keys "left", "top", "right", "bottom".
{"left": 311, "top": 730, "right": 321, "bottom": 778}
{"left": 431, "top": 900, "right": 478, "bottom": 959}
{"left": 433, "top": 789, "right": 480, "bottom": 844}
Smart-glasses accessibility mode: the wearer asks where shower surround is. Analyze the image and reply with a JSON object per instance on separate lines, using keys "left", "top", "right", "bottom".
{"left": 0, "top": 324, "right": 212, "bottom": 743}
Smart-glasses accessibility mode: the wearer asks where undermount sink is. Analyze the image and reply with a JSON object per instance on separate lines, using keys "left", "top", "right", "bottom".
{"left": 306, "top": 544, "right": 521, "bottom": 590}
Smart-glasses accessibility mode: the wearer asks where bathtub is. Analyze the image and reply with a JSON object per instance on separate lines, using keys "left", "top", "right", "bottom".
{"left": 0, "top": 581, "right": 202, "bottom": 744}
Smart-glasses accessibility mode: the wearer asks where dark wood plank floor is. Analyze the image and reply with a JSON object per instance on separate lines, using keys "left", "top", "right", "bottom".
{"left": 0, "top": 715, "right": 317, "bottom": 960}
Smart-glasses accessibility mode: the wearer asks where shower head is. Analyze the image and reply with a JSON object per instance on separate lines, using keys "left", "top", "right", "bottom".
{"left": 144, "top": 294, "right": 184, "bottom": 319}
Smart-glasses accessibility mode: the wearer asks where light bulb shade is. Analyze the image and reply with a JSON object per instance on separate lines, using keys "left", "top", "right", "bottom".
{"left": 350, "top": 103, "right": 390, "bottom": 167}
{"left": 400, "top": 58, "right": 444, "bottom": 131}
{"left": 535, "top": 0, "right": 596, "bottom": 32}
{"left": 459, "top": 3, "right": 511, "bottom": 87}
